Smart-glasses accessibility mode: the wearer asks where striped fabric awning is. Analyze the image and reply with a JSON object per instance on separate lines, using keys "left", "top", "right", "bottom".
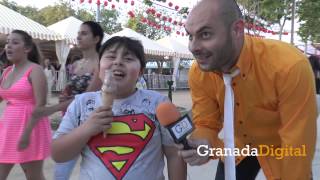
{"left": 157, "top": 37, "right": 194, "bottom": 59}
{"left": 0, "top": 4, "right": 61, "bottom": 41}
{"left": 48, "top": 16, "right": 110, "bottom": 45}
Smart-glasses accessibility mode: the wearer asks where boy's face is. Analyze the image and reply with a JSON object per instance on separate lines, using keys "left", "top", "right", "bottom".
{"left": 99, "top": 44, "right": 142, "bottom": 98}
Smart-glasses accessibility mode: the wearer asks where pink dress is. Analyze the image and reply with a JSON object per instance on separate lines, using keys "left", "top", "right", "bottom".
{"left": 0, "top": 66, "right": 51, "bottom": 163}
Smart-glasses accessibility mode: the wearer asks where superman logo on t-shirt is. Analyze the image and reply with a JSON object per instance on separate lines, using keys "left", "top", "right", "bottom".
{"left": 88, "top": 113, "right": 155, "bottom": 180}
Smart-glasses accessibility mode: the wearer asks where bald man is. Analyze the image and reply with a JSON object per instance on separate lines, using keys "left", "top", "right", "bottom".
{"left": 178, "top": 0, "right": 317, "bottom": 179}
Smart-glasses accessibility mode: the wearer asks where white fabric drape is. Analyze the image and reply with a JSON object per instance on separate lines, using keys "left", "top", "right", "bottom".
{"left": 172, "top": 57, "right": 181, "bottom": 90}
{"left": 55, "top": 40, "right": 70, "bottom": 91}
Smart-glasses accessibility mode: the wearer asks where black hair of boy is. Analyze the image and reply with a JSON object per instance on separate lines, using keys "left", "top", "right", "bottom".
{"left": 99, "top": 36, "right": 146, "bottom": 70}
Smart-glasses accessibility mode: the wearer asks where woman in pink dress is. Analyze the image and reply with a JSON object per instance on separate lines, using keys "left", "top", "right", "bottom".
{"left": 0, "top": 30, "right": 51, "bottom": 179}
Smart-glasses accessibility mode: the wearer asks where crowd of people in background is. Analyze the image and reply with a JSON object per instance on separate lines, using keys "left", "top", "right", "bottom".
{"left": 0, "top": 19, "right": 184, "bottom": 179}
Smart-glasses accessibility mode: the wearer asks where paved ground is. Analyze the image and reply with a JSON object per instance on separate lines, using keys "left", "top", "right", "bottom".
{"left": 3, "top": 90, "right": 320, "bottom": 179}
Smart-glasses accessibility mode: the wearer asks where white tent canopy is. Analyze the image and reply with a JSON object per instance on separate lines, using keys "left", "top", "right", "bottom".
{"left": 157, "top": 37, "right": 193, "bottom": 59}
{"left": 157, "top": 37, "right": 193, "bottom": 89}
{"left": 48, "top": 16, "right": 110, "bottom": 44}
{"left": 0, "top": 4, "right": 60, "bottom": 41}
{"left": 111, "top": 28, "right": 174, "bottom": 57}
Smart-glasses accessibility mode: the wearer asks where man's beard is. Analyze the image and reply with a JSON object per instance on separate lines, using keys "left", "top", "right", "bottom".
{"left": 206, "top": 35, "right": 236, "bottom": 72}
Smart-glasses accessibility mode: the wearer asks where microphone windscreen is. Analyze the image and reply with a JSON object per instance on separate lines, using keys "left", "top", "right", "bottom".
{"left": 156, "top": 102, "right": 180, "bottom": 126}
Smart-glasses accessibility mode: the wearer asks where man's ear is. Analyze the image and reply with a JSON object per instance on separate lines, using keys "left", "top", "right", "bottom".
{"left": 232, "top": 19, "right": 244, "bottom": 39}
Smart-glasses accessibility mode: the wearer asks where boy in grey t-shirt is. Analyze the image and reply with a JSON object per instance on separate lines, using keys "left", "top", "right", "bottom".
{"left": 52, "top": 36, "right": 186, "bottom": 180}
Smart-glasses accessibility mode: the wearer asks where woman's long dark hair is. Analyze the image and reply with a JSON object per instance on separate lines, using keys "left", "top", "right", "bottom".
{"left": 11, "top": 30, "right": 43, "bottom": 65}
{"left": 0, "top": 51, "right": 11, "bottom": 67}
{"left": 82, "top": 21, "right": 104, "bottom": 53}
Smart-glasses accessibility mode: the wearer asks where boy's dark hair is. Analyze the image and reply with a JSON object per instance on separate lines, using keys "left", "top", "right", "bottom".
{"left": 99, "top": 36, "right": 146, "bottom": 70}
{"left": 11, "top": 30, "right": 43, "bottom": 65}
{"left": 82, "top": 21, "right": 104, "bottom": 53}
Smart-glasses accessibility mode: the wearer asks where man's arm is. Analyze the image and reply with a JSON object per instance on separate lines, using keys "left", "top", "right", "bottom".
{"left": 188, "top": 63, "right": 224, "bottom": 151}
{"left": 276, "top": 60, "right": 317, "bottom": 179}
{"left": 178, "top": 63, "right": 224, "bottom": 165}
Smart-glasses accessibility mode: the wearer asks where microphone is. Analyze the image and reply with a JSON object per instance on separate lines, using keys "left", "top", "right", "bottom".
{"left": 156, "top": 102, "right": 194, "bottom": 150}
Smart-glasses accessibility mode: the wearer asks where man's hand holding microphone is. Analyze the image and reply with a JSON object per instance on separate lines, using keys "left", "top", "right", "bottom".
{"left": 156, "top": 102, "right": 212, "bottom": 166}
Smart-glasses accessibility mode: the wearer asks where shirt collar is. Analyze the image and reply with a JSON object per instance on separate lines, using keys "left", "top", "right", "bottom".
{"left": 211, "top": 36, "right": 253, "bottom": 79}
{"left": 235, "top": 35, "right": 253, "bottom": 79}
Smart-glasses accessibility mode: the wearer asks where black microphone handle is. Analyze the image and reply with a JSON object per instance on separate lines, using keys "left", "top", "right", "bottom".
{"left": 181, "top": 138, "right": 192, "bottom": 150}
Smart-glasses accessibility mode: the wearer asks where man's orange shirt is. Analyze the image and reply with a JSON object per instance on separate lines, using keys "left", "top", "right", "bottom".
{"left": 189, "top": 36, "right": 317, "bottom": 180}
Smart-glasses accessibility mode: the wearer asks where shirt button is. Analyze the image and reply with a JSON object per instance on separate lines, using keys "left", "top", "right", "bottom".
{"left": 236, "top": 102, "right": 240, "bottom": 106}
{"left": 239, "top": 121, "right": 243, "bottom": 124}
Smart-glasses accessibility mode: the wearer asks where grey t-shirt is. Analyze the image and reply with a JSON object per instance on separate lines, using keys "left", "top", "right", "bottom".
{"left": 54, "top": 89, "right": 174, "bottom": 180}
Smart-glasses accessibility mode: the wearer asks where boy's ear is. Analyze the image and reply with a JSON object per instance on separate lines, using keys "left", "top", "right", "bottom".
{"left": 139, "top": 68, "right": 144, "bottom": 76}
{"left": 94, "top": 36, "right": 101, "bottom": 44}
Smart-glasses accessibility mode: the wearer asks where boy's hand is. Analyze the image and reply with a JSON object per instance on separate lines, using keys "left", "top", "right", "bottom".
{"left": 58, "top": 94, "right": 73, "bottom": 103}
{"left": 82, "top": 106, "right": 113, "bottom": 137}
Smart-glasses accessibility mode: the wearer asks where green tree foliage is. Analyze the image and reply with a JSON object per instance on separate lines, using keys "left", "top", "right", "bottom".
{"left": 0, "top": 0, "right": 41, "bottom": 22}
{"left": 37, "top": 2, "right": 77, "bottom": 26}
{"left": 259, "top": 0, "right": 292, "bottom": 40}
{"left": 0, "top": 0, "right": 94, "bottom": 26}
{"left": 99, "top": 9, "right": 122, "bottom": 34}
{"left": 237, "top": 0, "right": 293, "bottom": 40}
{"left": 75, "top": 9, "right": 94, "bottom": 22}
{"left": 126, "top": 12, "right": 170, "bottom": 40}
{"left": 237, "top": 0, "right": 264, "bottom": 35}
{"left": 0, "top": 0, "right": 19, "bottom": 11}
{"left": 297, "top": 0, "right": 320, "bottom": 43}
{"left": 36, "top": 1, "right": 95, "bottom": 26}
{"left": 126, "top": 12, "right": 170, "bottom": 73}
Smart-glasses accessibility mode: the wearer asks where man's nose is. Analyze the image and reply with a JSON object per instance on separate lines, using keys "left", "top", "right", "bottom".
{"left": 188, "top": 38, "right": 201, "bottom": 54}
{"left": 76, "top": 34, "right": 81, "bottom": 40}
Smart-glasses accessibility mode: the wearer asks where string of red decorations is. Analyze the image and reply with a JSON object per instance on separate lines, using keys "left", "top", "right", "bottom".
{"left": 245, "top": 23, "right": 289, "bottom": 35}
{"left": 145, "top": 7, "right": 185, "bottom": 26}
{"left": 79, "top": 0, "right": 184, "bottom": 18}
{"left": 138, "top": 16, "right": 185, "bottom": 36}
{"left": 77, "top": 0, "right": 289, "bottom": 36}
{"left": 77, "top": 0, "right": 187, "bottom": 36}
{"left": 127, "top": 8, "right": 186, "bottom": 36}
